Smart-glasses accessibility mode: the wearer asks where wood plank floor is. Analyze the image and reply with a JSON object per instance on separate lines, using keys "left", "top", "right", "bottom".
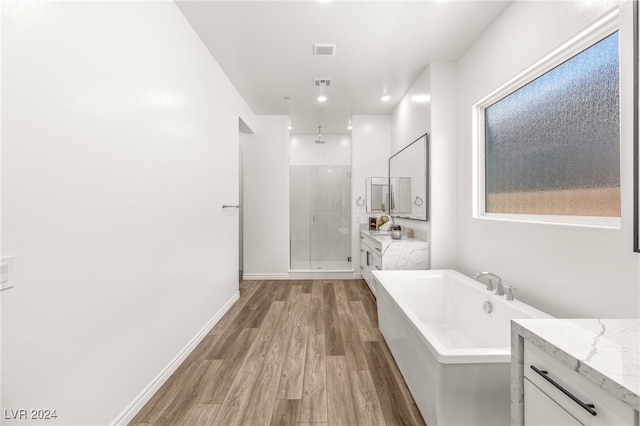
{"left": 130, "top": 280, "right": 426, "bottom": 426}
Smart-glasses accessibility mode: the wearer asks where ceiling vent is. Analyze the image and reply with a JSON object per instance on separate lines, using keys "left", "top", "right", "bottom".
{"left": 313, "top": 43, "right": 336, "bottom": 56}
{"left": 313, "top": 78, "right": 332, "bottom": 87}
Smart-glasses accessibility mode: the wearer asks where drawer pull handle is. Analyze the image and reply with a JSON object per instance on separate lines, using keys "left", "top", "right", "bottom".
{"left": 530, "top": 365, "right": 597, "bottom": 416}
{"left": 375, "top": 248, "right": 381, "bottom": 252}
{"left": 360, "top": 249, "right": 364, "bottom": 253}
{"left": 374, "top": 266, "right": 381, "bottom": 270}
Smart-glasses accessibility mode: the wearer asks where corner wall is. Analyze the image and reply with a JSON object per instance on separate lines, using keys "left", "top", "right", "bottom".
{"left": 426, "top": 62, "right": 458, "bottom": 269}
{"left": 2, "top": 2, "right": 253, "bottom": 424}
{"left": 455, "top": 0, "right": 639, "bottom": 317}
{"left": 391, "top": 68, "right": 432, "bottom": 249}
{"left": 390, "top": 63, "right": 458, "bottom": 269}
{"left": 242, "top": 116, "right": 290, "bottom": 279}
{"left": 351, "top": 115, "right": 392, "bottom": 275}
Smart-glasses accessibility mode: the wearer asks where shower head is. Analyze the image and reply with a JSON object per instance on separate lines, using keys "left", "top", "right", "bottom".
{"left": 315, "top": 125, "right": 324, "bottom": 144}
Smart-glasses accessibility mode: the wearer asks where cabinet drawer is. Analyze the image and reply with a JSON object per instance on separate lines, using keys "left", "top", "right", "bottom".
{"left": 359, "top": 233, "right": 383, "bottom": 254}
{"left": 359, "top": 246, "right": 367, "bottom": 272}
{"left": 524, "top": 342, "right": 636, "bottom": 426}
{"left": 525, "top": 378, "right": 582, "bottom": 426}
{"left": 371, "top": 251, "right": 382, "bottom": 271}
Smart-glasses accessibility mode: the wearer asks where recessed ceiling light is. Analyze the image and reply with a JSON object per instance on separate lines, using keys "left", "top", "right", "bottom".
{"left": 288, "top": 125, "right": 293, "bottom": 130}
{"left": 347, "top": 125, "right": 352, "bottom": 130}
{"left": 317, "top": 95, "right": 328, "bottom": 102}
{"left": 313, "top": 45, "right": 336, "bottom": 56}
{"left": 380, "top": 95, "right": 391, "bottom": 102}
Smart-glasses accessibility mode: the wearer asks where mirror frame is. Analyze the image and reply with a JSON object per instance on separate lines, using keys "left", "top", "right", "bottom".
{"left": 388, "top": 133, "right": 429, "bottom": 221}
{"left": 634, "top": 0, "right": 639, "bottom": 252}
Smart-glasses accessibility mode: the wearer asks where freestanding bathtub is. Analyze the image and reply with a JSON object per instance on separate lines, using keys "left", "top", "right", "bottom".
{"left": 372, "top": 269, "right": 552, "bottom": 426}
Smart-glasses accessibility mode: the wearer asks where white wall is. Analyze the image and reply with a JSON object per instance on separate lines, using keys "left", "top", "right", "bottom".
{"left": 391, "top": 66, "right": 432, "bottom": 155}
{"left": 351, "top": 115, "right": 391, "bottom": 275}
{"left": 243, "top": 116, "right": 290, "bottom": 278}
{"left": 2, "top": 2, "right": 253, "bottom": 424}
{"left": 390, "top": 68, "right": 432, "bottom": 242}
{"left": 429, "top": 63, "right": 458, "bottom": 269}
{"left": 456, "top": 0, "right": 639, "bottom": 317}
{"left": 390, "top": 64, "right": 458, "bottom": 268}
{"left": 290, "top": 135, "right": 351, "bottom": 166}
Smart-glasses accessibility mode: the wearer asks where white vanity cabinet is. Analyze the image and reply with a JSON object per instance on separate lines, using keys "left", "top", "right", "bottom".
{"left": 524, "top": 379, "right": 582, "bottom": 426}
{"left": 523, "top": 343, "right": 635, "bottom": 426}
{"left": 359, "top": 233, "right": 383, "bottom": 291}
{"left": 359, "top": 230, "right": 429, "bottom": 296}
{"left": 512, "top": 319, "right": 640, "bottom": 426}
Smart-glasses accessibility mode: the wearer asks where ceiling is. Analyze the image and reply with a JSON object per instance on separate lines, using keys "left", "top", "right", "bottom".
{"left": 176, "top": 0, "right": 511, "bottom": 134}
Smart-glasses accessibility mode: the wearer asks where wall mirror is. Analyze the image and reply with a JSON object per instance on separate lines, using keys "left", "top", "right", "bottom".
{"left": 366, "top": 177, "right": 389, "bottom": 213}
{"left": 389, "top": 133, "right": 429, "bottom": 221}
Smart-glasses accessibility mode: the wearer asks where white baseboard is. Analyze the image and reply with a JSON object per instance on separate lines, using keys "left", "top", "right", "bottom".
{"left": 111, "top": 291, "right": 240, "bottom": 425}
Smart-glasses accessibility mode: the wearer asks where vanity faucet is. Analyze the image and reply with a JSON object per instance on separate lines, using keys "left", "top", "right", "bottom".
{"left": 472, "top": 272, "right": 504, "bottom": 295}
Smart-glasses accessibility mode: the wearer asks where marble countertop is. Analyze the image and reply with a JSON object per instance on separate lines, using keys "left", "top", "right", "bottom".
{"left": 359, "top": 229, "right": 428, "bottom": 243}
{"left": 512, "top": 318, "right": 640, "bottom": 411}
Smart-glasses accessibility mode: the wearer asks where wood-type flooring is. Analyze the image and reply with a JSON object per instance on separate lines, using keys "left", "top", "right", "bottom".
{"left": 130, "top": 279, "right": 427, "bottom": 425}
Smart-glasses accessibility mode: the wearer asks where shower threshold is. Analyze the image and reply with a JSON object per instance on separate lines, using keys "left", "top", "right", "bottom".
{"left": 288, "top": 269, "right": 355, "bottom": 280}
{"left": 290, "top": 260, "right": 352, "bottom": 271}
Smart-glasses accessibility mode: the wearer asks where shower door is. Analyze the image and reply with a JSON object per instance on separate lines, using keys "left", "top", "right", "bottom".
{"left": 309, "top": 165, "right": 351, "bottom": 270}
{"left": 290, "top": 165, "right": 351, "bottom": 271}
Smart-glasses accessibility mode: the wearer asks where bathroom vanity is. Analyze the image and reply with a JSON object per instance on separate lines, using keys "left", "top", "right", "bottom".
{"left": 359, "top": 229, "right": 429, "bottom": 296}
{"left": 511, "top": 319, "right": 639, "bottom": 426}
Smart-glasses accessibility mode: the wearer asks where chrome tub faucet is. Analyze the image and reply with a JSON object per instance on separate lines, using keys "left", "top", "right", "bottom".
{"left": 504, "top": 285, "right": 516, "bottom": 301}
{"left": 472, "top": 272, "right": 504, "bottom": 294}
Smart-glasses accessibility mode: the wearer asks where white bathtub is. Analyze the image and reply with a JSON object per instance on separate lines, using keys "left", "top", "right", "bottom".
{"left": 373, "top": 269, "right": 552, "bottom": 426}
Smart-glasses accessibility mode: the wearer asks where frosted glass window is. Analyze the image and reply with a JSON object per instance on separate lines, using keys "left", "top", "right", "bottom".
{"left": 484, "top": 32, "right": 620, "bottom": 217}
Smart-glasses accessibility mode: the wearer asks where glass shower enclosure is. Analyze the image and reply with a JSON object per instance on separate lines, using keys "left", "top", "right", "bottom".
{"left": 290, "top": 165, "right": 351, "bottom": 271}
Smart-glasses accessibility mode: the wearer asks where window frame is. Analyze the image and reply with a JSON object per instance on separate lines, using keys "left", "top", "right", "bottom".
{"left": 472, "top": 9, "right": 621, "bottom": 229}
